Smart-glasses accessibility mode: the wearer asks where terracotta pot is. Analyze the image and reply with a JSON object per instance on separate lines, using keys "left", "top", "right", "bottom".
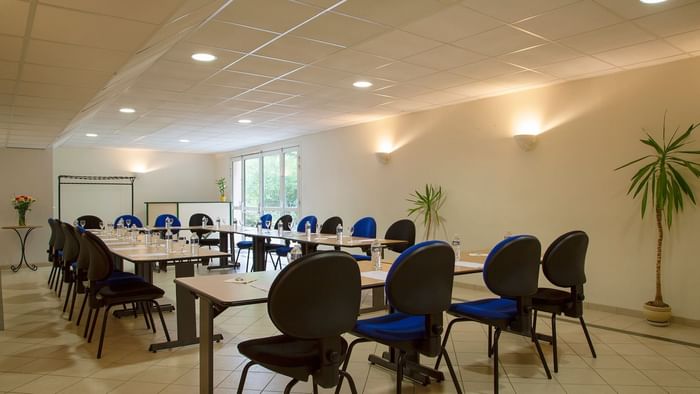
{"left": 643, "top": 302, "right": 672, "bottom": 326}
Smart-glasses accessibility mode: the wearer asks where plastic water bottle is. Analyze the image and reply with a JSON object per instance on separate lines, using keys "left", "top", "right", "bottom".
{"left": 144, "top": 230, "right": 151, "bottom": 245}
{"left": 190, "top": 232, "right": 199, "bottom": 255}
{"left": 232, "top": 218, "right": 238, "bottom": 230}
{"left": 289, "top": 243, "right": 302, "bottom": 263}
{"left": 315, "top": 223, "right": 320, "bottom": 235}
{"left": 256, "top": 221, "right": 262, "bottom": 233}
{"left": 201, "top": 216, "right": 208, "bottom": 228}
{"left": 130, "top": 224, "right": 137, "bottom": 244}
{"left": 452, "top": 234, "right": 461, "bottom": 262}
{"left": 371, "top": 239, "right": 382, "bottom": 271}
{"left": 336, "top": 223, "right": 343, "bottom": 241}
{"left": 117, "top": 218, "right": 124, "bottom": 238}
{"left": 277, "top": 221, "right": 283, "bottom": 236}
{"left": 305, "top": 221, "right": 311, "bottom": 239}
{"left": 165, "top": 228, "right": 173, "bottom": 253}
{"left": 216, "top": 217, "right": 221, "bottom": 229}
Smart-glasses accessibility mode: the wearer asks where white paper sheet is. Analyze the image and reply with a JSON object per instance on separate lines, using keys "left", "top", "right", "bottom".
{"left": 224, "top": 277, "right": 257, "bottom": 284}
{"left": 467, "top": 252, "right": 488, "bottom": 257}
{"left": 249, "top": 281, "right": 273, "bottom": 292}
{"left": 455, "top": 261, "right": 483, "bottom": 269}
{"left": 361, "top": 271, "right": 388, "bottom": 281}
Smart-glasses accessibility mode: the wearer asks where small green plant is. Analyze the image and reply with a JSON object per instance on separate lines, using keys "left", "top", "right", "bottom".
{"left": 615, "top": 116, "right": 700, "bottom": 308}
{"left": 407, "top": 184, "right": 446, "bottom": 241}
{"left": 216, "top": 177, "right": 226, "bottom": 197}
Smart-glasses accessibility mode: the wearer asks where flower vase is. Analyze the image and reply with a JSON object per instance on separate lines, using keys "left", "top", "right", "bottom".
{"left": 18, "top": 210, "right": 26, "bottom": 226}
{"left": 219, "top": 195, "right": 226, "bottom": 202}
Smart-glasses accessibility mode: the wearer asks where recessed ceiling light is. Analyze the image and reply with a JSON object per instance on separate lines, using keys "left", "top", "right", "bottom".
{"left": 238, "top": 119, "right": 252, "bottom": 124}
{"left": 353, "top": 80, "right": 373, "bottom": 88}
{"left": 85, "top": 133, "right": 98, "bottom": 137}
{"left": 640, "top": 0, "right": 666, "bottom": 3}
{"left": 192, "top": 53, "right": 217, "bottom": 62}
{"left": 119, "top": 107, "right": 135, "bottom": 113}
{"left": 179, "top": 139, "right": 190, "bottom": 143}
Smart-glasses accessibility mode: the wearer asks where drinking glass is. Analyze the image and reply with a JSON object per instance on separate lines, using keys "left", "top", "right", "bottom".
{"left": 107, "top": 223, "right": 114, "bottom": 234}
{"left": 98, "top": 221, "right": 104, "bottom": 231}
{"left": 125, "top": 218, "right": 131, "bottom": 228}
{"left": 349, "top": 226, "right": 355, "bottom": 238}
{"left": 265, "top": 220, "right": 271, "bottom": 230}
{"left": 179, "top": 236, "right": 187, "bottom": 253}
{"left": 315, "top": 223, "right": 320, "bottom": 235}
{"left": 79, "top": 219, "right": 86, "bottom": 228}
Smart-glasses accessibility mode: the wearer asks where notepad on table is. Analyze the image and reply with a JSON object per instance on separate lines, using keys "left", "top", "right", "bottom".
{"left": 224, "top": 277, "right": 256, "bottom": 284}
{"left": 361, "top": 271, "right": 388, "bottom": 281}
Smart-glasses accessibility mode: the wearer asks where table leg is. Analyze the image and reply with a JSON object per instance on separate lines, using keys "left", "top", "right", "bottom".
{"left": 10, "top": 228, "right": 38, "bottom": 272}
{"left": 200, "top": 296, "right": 215, "bottom": 394}
{"left": 208, "top": 233, "right": 238, "bottom": 270}
{"left": 253, "top": 236, "right": 266, "bottom": 271}
{"left": 360, "top": 287, "right": 387, "bottom": 314}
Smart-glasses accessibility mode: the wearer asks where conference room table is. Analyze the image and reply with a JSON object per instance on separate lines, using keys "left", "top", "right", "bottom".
{"left": 176, "top": 256, "right": 487, "bottom": 394}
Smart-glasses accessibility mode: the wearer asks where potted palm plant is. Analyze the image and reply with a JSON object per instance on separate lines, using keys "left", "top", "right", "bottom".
{"left": 407, "top": 184, "right": 446, "bottom": 240}
{"left": 216, "top": 177, "right": 226, "bottom": 202}
{"left": 616, "top": 117, "right": 700, "bottom": 326}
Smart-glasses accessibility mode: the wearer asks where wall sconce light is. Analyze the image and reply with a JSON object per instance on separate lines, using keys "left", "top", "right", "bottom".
{"left": 513, "top": 134, "right": 538, "bottom": 151}
{"left": 375, "top": 152, "right": 391, "bottom": 164}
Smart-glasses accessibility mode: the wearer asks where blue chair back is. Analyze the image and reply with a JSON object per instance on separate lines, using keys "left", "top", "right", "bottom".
{"left": 114, "top": 215, "right": 143, "bottom": 228}
{"left": 483, "top": 235, "right": 541, "bottom": 298}
{"left": 261, "top": 213, "right": 273, "bottom": 229}
{"left": 385, "top": 240, "right": 455, "bottom": 315}
{"left": 155, "top": 214, "right": 181, "bottom": 228}
{"left": 296, "top": 215, "right": 318, "bottom": 232}
{"left": 352, "top": 216, "right": 376, "bottom": 238}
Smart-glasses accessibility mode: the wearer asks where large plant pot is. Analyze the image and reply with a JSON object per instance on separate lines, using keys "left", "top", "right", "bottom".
{"left": 643, "top": 302, "right": 672, "bottom": 326}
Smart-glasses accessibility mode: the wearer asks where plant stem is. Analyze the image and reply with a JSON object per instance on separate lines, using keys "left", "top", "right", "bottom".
{"left": 654, "top": 207, "right": 667, "bottom": 307}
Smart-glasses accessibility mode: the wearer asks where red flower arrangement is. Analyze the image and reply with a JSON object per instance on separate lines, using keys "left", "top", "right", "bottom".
{"left": 12, "top": 194, "right": 36, "bottom": 226}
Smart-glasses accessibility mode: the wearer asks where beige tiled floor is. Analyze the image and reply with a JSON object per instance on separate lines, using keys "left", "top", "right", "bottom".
{"left": 1, "top": 258, "right": 700, "bottom": 394}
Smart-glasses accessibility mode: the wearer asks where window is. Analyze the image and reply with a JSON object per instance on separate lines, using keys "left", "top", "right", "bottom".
{"left": 231, "top": 147, "right": 299, "bottom": 227}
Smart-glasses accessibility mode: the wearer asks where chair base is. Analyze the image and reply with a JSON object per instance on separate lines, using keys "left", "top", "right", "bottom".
{"left": 368, "top": 352, "right": 444, "bottom": 385}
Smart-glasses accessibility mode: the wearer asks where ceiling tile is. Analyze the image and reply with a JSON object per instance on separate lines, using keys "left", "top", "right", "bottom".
{"left": 666, "top": 29, "right": 700, "bottom": 52}
{"left": 407, "top": 72, "right": 476, "bottom": 90}
{"left": 17, "top": 81, "right": 94, "bottom": 101}
{"left": 285, "top": 66, "right": 353, "bottom": 85}
{"left": 403, "top": 45, "right": 485, "bottom": 70}
{"left": 31, "top": 4, "right": 157, "bottom": 52}
{"left": 353, "top": 30, "right": 442, "bottom": 59}
{"left": 401, "top": 4, "right": 501, "bottom": 43}
{"left": 0, "top": 35, "right": 24, "bottom": 62}
{"left": 451, "top": 59, "right": 525, "bottom": 79}
{"left": 500, "top": 43, "right": 580, "bottom": 68}
{"left": 134, "top": 74, "right": 198, "bottom": 92}
{"left": 38, "top": 0, "right": 181, "bottom": 24}
{"left": 21, "top": 63, "right": 111, "bottom": 88}
{"left": 594, "top": 40, "right": 683, "bottom": 66}
{"left": 206, "top": 70, "right": 272, "bottom": 89}
{"left": 634, "top": 2, "right": 700, "bottom": 37}
{"left": 236, "top": 89, "right": 295, "bottom": 104}
{"left": 0, "top": 80, "right": 16, "bottom": 95}
{"left": 560, "top": 22, "right": 656, "bottom": 54}
{"left": 13, "top": 95, "right": 85, "bottom": 111}
{"left": 333, "top": 0, "right": 460, "bottom": 28}
{"left": 536, "top": 56, "right": 616, "bottom": 78}
{"left": 292, "top": 12, "right": 389, "bottom": 47}
{"left": 256, "top": 35, "right": 342, "bottom": 64}
{"left": 620, "top": 53, "right": 690, "bottom": 70}
{"left": 454, "top": 26, "right": 545, "bottom": 57}
{"left": 147, "top": 59, "right": 219, "bottom": 81}
{"left": 373, "top": 84, "right": 434, "bottom": 99}
{"left": 461, "top": 0, "right": 579, "bottom": 23}
{"left": 515, "top": 0, "right": 622, "bottom": 40}
{"left": 365, "top": 61, "right": 435, "bottom": 81}
{"left": 410, "top": 90, "right": 466, "bottom": 105}
{"left": 594, "top": 0, "right": 697, "bottom": 19}
{"left": 25, "top": 39, "right": 130, "bottom": 72}
{"left": 261, "top": 79, "right": 323, "bottom": 95}
{"left": 225, "top": 55, "right": 303, "bottom": 78}
{"left": 0, "top": 0, "right": 29, "bottom": 36}
{"left": 189, "top": 20, "right": 278, "bottom": 52}
{"left": 213, "top": 0, "right": 320, "bottom": 33}
{"left": 162, "top": 42, "right": 244, "bottom": 67}
{"left": 312, "top": 49, "right": 392, "bottom": 73}
{"left": 0, "top": 60, "right": 19, "bottom": 80}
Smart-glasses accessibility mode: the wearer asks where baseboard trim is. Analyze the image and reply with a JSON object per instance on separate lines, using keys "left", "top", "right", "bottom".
{"left": 453, "top": 282, "right": 700, "bottom": 328}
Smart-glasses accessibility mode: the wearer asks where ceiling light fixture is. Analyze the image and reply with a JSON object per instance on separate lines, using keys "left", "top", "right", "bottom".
{"left": 640, "top": 0, "right": 666, "bottom": 3}
{"left": 119, "top": 107, "right": 135, "bottom": 113}
{"left": 85, "top": 133, "right": 98, "bottom": 137}
{"left": 353, "top": 81, "right": 373, "bottom": 88}
{"left": 192, "top": 53, "right": 217, "bottom": 62}
{"left": 238, "top": 119, "right": 252, "bottom": 124}
{"left": 179, "top": 139, "right": 190, "bottom": 143}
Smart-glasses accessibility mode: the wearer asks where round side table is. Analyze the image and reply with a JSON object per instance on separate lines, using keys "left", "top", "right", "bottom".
{"left": 1, "top": 225, "right": 41, "bottom": 272}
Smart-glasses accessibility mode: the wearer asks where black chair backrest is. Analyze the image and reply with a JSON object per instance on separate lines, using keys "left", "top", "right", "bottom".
{"left": 77, "top": 215, "right": 102, "bottom": 229}
{"left": 75, "top": 227, "right": 91, "bottom": 272}
{"left": 385, "top": 219, "right": 416, "bottom": 253}
{"left": 60, "top": 222, "right": 80, "bottom": 264}
{"left": 542, "top": 231, "right": 588, "bottom": 288}
{"left": 273, "top": 214, "right": 293, "bottom": 231}
{"left": 386, "top": 240, "right": 455, "bottom": 315}
{"left": 47, "top": 218, "right": 56, "bottom": 249}
{"left": 52, "top": 219, "right": 65, "bottom": 251}
{"left": 319, "top": 216, "right": 342, "bottom": 234}
{"left": 84, "top": 231, "right": 113, "bottom": 282}
{"left": 268, "top": 251, "right": 361, "bottom": 339}
{"left": 482, "top": 235, "right": 540, "bottom": 298}
{"left": 189, "top": 213, "right": 214, "bottom": 238}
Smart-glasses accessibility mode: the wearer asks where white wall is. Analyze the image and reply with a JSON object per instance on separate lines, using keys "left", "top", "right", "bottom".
{"left": 54, "top": 147, "right": 219, "bottom": 224}
{"left": 217, "top": 57, "right": 700, "bottom": 320}
{"left": 0, "top": 147, "right": 53, "bottom": 267}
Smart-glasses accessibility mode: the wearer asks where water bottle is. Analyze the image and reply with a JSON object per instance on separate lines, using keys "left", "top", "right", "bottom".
{"left": 277, "top": 221, "right": 283, "bottom": 236}
{"left": 130, "top": 224, "right": 138, "bottom": 244}
{"left": 117, "top": 218, "right": 124, "bottom": 238}
{"left": 315, "top": 223, "right": 320, "bottom": 235}
{"left": 216, "top": 217, "right": 221, "bottom": 229}
{"left": 451, "top": 234, "right": 461, "bottom": 262}
{"left": 371, "top": 239, "right": 382, "bottom": 271}
{"left": 201, "top": 216, "right": 208, "bottom": 228}
{"left": 256, "top": 221, "right": 262, "bottom": 233}
{"left": 289, "top": 243, "right": 302, "bottom": 263}
{"left": 336, "top": 223, "right": 343, "bottom": 241}
{"left": 144, "top": 230, "right": 151, "bottom": 245}
{"left": 305, "top": 221, "right": 311, "bottom": 239}
{"left": 190, "top": 232, "right": 199, "bottom": 255}
{"left": 165, "top": 228, "right": 173, "bottom": 253}
{"left": 232, "top": 218, "right": 238, "bottom": 230}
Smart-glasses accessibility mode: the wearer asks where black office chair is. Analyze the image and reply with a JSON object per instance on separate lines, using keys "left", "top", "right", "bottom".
{"left": 435, "top": 235, "right": 551, "bottom": 394}
{"left": 353, "top": 219, "right": 416, "bottom": 261}
{"left": 188, "top": 213, "right": 220, "bottom": 266}
{"left": 236, "top": 213, "right": 273, "bottom": 270}
{"left": 83, "top": 231, "right": 169, "bottom": 358}
{"left": 533, "top": 231, "right": 596, "bottom": 372}
{"left": 47, "top": 218, "right": 58, "bottom": 287}
{"left": 320, "top": 216, "right": 342, "bottom": 234}
{"left": 237, "top": 251, "right": 361, "bottom": 394}
{"left": 337, "top": 240, "right": 461, "bottom": 394}
{"left": 50, "top": 219, "right": 66, "bottom": 293}
{"left": 77, "top": 215, "right": 103, "bottom": 229}
{"left": 60, "top": 222, "right": 80, "bottom": 314}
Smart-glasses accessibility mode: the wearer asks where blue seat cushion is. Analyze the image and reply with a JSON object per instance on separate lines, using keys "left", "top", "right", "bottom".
{"left": 98, "top": 281, "right": 164, "bottom": 299}
{"left": 96, "top": 271, "right": 144, "bottom": 287}
{"left": 275, "top": 246, "right": 292, "bottom": 256}
{"left": 352, "top": 254, "right": 370, "bottom": 261}
{"left": 449, "top": 298, "right": 517, "bottom": 321}
{"left": 237, "top": 240, "right": 253, "bottom": 248}
{"left": 353, "top": 312, "right": 427, "bottom": 342}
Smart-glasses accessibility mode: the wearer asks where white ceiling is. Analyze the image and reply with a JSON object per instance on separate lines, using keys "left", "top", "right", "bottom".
{"left": 2, "top": 0, "right": 700, "bottom": 152}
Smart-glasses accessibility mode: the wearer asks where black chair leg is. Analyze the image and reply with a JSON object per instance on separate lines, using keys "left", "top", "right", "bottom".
{"left": 68, "top": 282, "right": 78, "bottom": 321}
{"left": 434, "top": 317, "right": 463, "bottom": 369}
{"left": 153, "top": 301, "right": 171, "bottom": 342}
{"left": 551, "top": 314, "right": 558, "bottom": 373}
{"left": 335, "top": 338, "right": 369, "bottom": 394}
{"left": 531, "top": 322, "right": 552, "bottom": 379}
{"left": 97, "top": 305, "right": 113, "bottom": 359}
{"left": 48, "top": 265, "right": 56, "bottom": 286}
{"left": 312, "top": 381, "right": 318, "bottom": 394}
{"left": 88, "top": 306, "right": 100, "bottom": 343}
{"left": 237, "top": 361, "right": 256, "bottom": 394}
{"left": 338, "top": 370, "right": 358, "bottom": 394}
{"left": 245, "top": 249, "right": 251, "bottom": 272}
{"left": 488, "top": 325, "right": 493, "bottom": 358}
{"left": 532, "top": 310, "right": 538, "bottom": 340}
{"left": 396, "top": 352, "right": 405, "bottom": 394}
{"left": 145, "top": 302, "right": 156, "bottom": 333}
{"left": 62, "top": 280, "right": 73, "bottom": 313}
{"left": 83, "top": 307, "right": 93, "bottom": 337}
{"left": 493, "top": 328, "right": 501, "bottom": 394}
{"left": 442, "top": 346, "right": 463, "bottom": 394}
{"left": 580, "top": 316, "right": 596, "bottom": 358}
{"left": 141, "top": 302, "right": 151, "bottom": 330}
{"left": 283, "top": 379, "right": 299, "bottom": 394}
{"left": 77, "top": 293, "right": 88, "bottom": 326}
